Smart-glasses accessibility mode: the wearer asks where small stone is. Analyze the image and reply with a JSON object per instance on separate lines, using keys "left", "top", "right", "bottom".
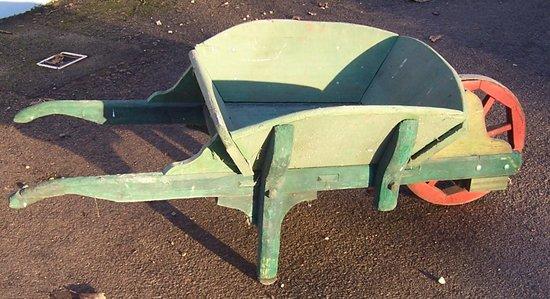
{"left": 512, "top": 63, "right": 518, "bottom": 67}
{"left": 438, "top": 276, "right": 446, "bottom": 284}
{"left": 221, "top": 1, "right": 229, "bottom": 6}
{"left": 307, "top": 11, "right": 317, "bottom": 16}
{"left": 432, "top": 11, "right": 440, "bottom": 16}
{"left": 324, "top": 236, "right": 329, "bottom": 241}
{"left": 269, "top": 10, "right": 273, "bottom": 14}
{"left": 191, "top": 0, "right": 195, "bottom": 3}
{"left": 25, "top": 165, "right": 30, "bottom": 169}
{"left": 318, "top": 2, "right": 329, "bottom": 9}
{"left": 280, "top": 283, "right": 285, "bottom": 288}
{"left": 156, "top": 20, "right": 162, "bottom": 26}
{"left": 168, "top": 30, "right": 173, "bottom": 34}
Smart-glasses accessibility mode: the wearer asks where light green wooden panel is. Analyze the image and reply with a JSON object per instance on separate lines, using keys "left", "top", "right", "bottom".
{"left": 431, "top": 91, "right": 512, "bottom": 158}
{"left": 189, "top": 50, "right": 253, "bottom": 175}
{"left": 230, "top": 106, "right": 464, "bottom": 169}
{"left": 195, "top": 20, "right": 397, "bottom": 103}
{"left": 224, "top": 102, "right": 341, "bottom": 130}
{"left": 147, "top": 66, "right": 204, "bottom": 103}
{"left": 362, "top": 37, "right": 464, "bottom": 111}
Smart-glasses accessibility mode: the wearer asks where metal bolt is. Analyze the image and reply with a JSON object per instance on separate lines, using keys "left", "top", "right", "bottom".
{"left": 476, "top": 164, "right": 482, "bottom": 171}
{"left": 504, "top": 164, "right": 510, "bottom": 170}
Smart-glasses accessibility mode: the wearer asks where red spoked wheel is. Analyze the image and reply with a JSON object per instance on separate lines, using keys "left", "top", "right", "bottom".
{"left": 408, "top": 75, "right": 526, "bottom": 205}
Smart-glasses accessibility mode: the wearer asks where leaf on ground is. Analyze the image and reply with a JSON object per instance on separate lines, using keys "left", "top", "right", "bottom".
{"left": 429, "top": 34, "right": 443, "bottom": 43}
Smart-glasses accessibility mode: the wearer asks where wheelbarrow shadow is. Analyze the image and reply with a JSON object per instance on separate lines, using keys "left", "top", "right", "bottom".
{"left": 1, "top": 3, "right": 258, "bottom": 278}
{"left": 148, "top": 201, "right": 256, "bottom": 279}
{"left": 11, "top": 118, "right": 257, "bottom": 280}
{"left": 136, "top": 128, "right": 256, "bottom": 279}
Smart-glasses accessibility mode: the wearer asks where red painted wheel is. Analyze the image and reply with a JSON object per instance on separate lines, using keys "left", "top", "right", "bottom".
{"left": 408, "top": 75, "right": 526, "bottom": 205}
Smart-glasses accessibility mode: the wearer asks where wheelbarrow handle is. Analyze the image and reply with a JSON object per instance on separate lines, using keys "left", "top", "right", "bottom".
{"left": 9, "top": 172, "right": 254, "bottom": 209}
{"left": 13, "top": 100, "right": 205, "bottom": 126}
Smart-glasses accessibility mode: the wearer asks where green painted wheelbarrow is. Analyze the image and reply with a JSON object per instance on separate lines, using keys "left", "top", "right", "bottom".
{"left": 10, "top": 20, "right": 525, "bottom": 284}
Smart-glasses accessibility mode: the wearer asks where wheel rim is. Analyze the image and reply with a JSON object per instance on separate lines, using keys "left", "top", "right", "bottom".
{"left": 408, "top": 75, "right": 526, "bottom": 205}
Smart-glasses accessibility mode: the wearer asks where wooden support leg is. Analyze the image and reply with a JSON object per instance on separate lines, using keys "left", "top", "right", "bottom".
{"left": 256, "top": 124, "right": 315, "bottom": 285}
{"left": 375, "top": 119, "right": 418, "bottom": 211}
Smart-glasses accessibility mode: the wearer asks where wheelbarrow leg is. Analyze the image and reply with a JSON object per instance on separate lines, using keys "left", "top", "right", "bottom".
{"left": 256, "top": 124, "right": 315, "bottom": 285}
{"left": 375, "top": 119, "right": 418, "bottom": 211}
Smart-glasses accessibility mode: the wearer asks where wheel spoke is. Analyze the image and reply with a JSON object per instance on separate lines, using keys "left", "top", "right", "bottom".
{"left": 409, "top": 76, "right": 524, "bottom": 206}
{"left": 482, "top": 95, "right": 496, "bottom": 115}
{"left": 487, "top": 123, "right": 513, "bottom": 137}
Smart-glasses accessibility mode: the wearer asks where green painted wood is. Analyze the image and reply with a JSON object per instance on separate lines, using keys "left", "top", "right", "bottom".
{"left": 230, "top": 106, "right": 463, "bottom": 169}
{"left": 361, "top": 37, "right": 464, "bottom": 111}
{"left": 279, "top": 153, "right": 521, "bottom": 196}
{"left": 374, "top": 119, "right": 418, "bottom": 211}
{"left": 195, "top": 20, "right": 397, "bottom": 103}
{"left": 256, "top": 124, "right": 311, "bottom": 285}
{"left": 467, "top": 177, "right": 509, "bottom": 192}
{"left": 429, "top": 91, "right": 514, "bottom": 159}
{"left": 163, "top": 135, "right": 240, "bottom": 175}
{"left": 400, "top": 152, "right": 521, "bottom": 184}
{"left": 14, "top": 100, "right": 106, "bottom": 124}
{"left": 13, "top": 99, "right": 205, "bottom": 126}
{"left": 146, "top": 66, "right": 204, "bottom": 104}
{"left": 190, "top": 50, "right": 253, "bottom": 176}
{"left": 8, "top": 172, "right": 254, "bottom": 209}
{"left": 281, "top": 165, "right": 374, "bottom": 194}
{"left": 8, "top": 144, "right": 520, "bottom": 210}
{"left": 217, "top": 196, "right": 253, "bottom": 218}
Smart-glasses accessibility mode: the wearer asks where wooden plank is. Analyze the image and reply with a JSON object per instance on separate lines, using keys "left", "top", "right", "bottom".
{"left": 190, "top": 50, "right": 253, "bottom": 175}
{"left": 401, "top": 152, "right": 521, "bottom": 184}
{"left": 466, "top": 177, "right": 509, "bottom": 192}
{"left": 195, "top": 20, "right": 397, "bottom": 103}
{"left": 230, "top": 105, "right": 464, "bottom": 169}
{"left": 361, "top": 36, "right": 464, "bottom": 111}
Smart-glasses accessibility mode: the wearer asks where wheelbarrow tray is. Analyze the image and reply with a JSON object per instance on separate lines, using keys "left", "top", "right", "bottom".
{"left": 9, "top": 20, "right": 523, "bottom": 285}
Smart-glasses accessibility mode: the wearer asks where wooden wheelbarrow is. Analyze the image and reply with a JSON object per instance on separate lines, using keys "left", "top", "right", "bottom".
{"left": 10, "top": 20, "right": 525, "bottom": 284}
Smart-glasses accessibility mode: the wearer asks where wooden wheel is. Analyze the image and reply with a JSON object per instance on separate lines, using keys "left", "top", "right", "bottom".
{"left": 408, "top": 75, "right": 526, "bottom": 205}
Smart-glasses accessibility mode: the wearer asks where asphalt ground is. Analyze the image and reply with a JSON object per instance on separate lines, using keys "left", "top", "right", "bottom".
{"left": 0, "top": 0, "right": 548, "bottom": 297}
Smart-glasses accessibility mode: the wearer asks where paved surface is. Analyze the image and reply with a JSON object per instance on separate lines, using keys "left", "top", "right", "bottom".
{"left": 0, "top": 0, "right": 548, "bottom": 297}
